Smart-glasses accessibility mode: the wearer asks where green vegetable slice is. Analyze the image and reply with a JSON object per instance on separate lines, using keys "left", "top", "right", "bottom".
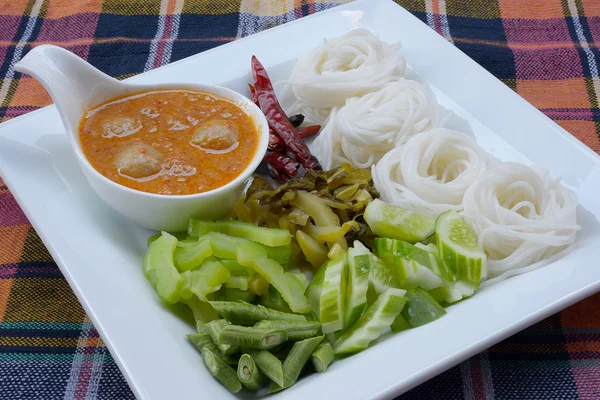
{"left": 201, "top": 348, "right": 242, "bottom": 393}
{"left": 247, "top": 350, "right": 284, "bottom": 387}
{"left": 305, "top": 261, "right": 327, "bottom": 316}
{"left": 334, "top": 288, "right": 407, "bottom": 355}
{"left": 345, "top": 242, "right": 371, "bottom": 328}
{"left": 187, "top": 332, "right": 235, "bottom": 364}
{"left": 254, "top": 320, "right": 321, "bottom": 341}
{"left": 319, "top": 254, "right": 348, "bottom": 334}
{"left": 180, "top": 260, "right": 230, "bottom": 302}
{"left": 398, "top": 287, "right": 446, "bottom": 329}
{"left": 364, "top": 199, "right": 435, "bottom": 243}
{"left": 436, "top": 210, "right": 487, "bottom": 284}
{"left": 188, "top": 219, "right": 291, "bottom": 247}
{"left": 225, "top": 276, "right": 249, "bottom": 291}
{"left": 217, "top": 287, "right": 256, "bottom": 303}
{"left": 236, "top": 241, "right": 310, "bottom": 313}
{"left": 304, "top": 220, "right": 360, "bottom": 243}
{"left": 174, "top": 240, "right": 213, "bottom": 272}
{"left": 219, "top": 259, "right": 250, "bottom": 276}
{"left": 184, "top": 231, "right": 289, "bottom": 264}
{"left": 414, "top": 243, "right": 438, "bottom": 253}
{"left": 237, "top": 354, "right": 262, "bottom": 392}
{"left": 147, "top": 232, "right": 161, "bottom": 247}
{"left": 248, "top": 274, "right": 269, "bottom": 296}
{"left": 209, "top": 301, "right": 306, "bottom": 326}
{"left": 349, "top": 241, "right": 400, "bottom": 304}
{"left": 375, "top": 238, "right": 451, "bottom": 290}
{"left": 268, "top": 335, "right": 324, "bottom": 392}
{"left": 296, "top": 230, "right": 329, "bottom": 268}
{"left": 218, "top": 325, "right": 287, "bottom": 350}
{"left": 181, "top": 296, "right": 220, "bottom": 330}
{"left": 327, "top": 243, "right": 345, "bottom": 260}
{"left": 389, "top": 313, "right": 412, "bottom": 333}
{"left": 206, "top": 320, "right": 239, "bottom": 356}
{"left": 290, "top": 272, "right": 307, "bottom": 288}
{"left": 261, "top": 285, "right": 293, "bottom": 313}
{"left": 263, "top": 244, "right": 292, "bottom": 265}
{"left": 293, "top": 190, "right": 346, "bottom": 250}
{"left": 147, "top": 231, "right": 188, "bottom": 247}
{"left": 142, "top": 232, "right": 184, "bottom": 304}
{"left": 311, "top": 341, "right": 335, "bottom": 373}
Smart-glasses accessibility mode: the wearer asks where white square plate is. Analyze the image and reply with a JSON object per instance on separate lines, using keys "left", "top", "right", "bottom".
{"left": 2, "top": 0, "right": 600, "bottom": 398}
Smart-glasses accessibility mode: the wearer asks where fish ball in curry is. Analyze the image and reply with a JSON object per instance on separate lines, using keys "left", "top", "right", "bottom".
{"left": 190, "top": 119, "right": 239, "bottom": 152}
{"left": 115, "top": 143, "right": 165, "bottom": 179}
{"left": 102, "top": 116, "right": 142, "bottom": 138}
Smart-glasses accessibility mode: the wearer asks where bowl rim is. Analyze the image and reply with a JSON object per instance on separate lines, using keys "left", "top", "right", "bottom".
{"left": 73, "top": 82, "right": 270, "bottom": 200}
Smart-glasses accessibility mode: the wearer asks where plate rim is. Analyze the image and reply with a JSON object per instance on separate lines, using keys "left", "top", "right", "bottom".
{"left": 1, "top": 0, "right": 600, "bottom": 399}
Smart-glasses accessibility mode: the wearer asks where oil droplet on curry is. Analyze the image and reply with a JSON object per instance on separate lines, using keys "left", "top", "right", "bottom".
{"left": 79, "top": 89, "right": 260, "bottom": 195}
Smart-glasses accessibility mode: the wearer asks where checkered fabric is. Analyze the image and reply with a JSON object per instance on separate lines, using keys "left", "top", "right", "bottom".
{"left": 1, "top": 1, "right": 599, "bottom": 399}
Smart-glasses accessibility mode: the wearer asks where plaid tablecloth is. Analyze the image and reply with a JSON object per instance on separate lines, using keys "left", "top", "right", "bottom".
{"left": 1, "top": 0, "right": 599, "bottom": 399}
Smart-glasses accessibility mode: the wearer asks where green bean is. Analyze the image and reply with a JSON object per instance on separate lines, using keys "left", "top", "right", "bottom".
{"left": 268, "top": 335, "right": 324, "bottom": 393}
{"left": 219, "top": 325, "right": 287, "bottom": 350}
{"left": 254, "top": 320, "right": 321, "bottom": 341}
{"left": 247, "top": 350, "right": 284, "bottom": 387}
{"left": 209, "top": 301, "right": 306, "bottom": 326}
{"left": 311, "top": 341, "right": 335, "bottom": 373}
{"left": 237, "top": 354, "right": 262, "bottom": 392}
{"left": 186, "top": 333, "right": 235, "bottom": 364}
{"left": 201, "top": 348, "right": 242, "bottom": 393}
{"left": 206, "top": 320, "right": 239, "bottom": 356}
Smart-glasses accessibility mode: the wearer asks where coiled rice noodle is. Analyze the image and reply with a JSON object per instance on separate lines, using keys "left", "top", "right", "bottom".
{"left": 460, "top": 162, "right": 580, "bottom": 280}
{"left": 312, "top": 79, "right": 445, "bottom": 170}
{"left": 371, "top": 128, "right": 494, "bottom": 218}
{"left": 287, "top": 28, "right": 406, "bottom": 124}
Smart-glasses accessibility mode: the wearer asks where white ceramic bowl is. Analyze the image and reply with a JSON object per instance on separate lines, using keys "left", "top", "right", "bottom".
{"left": 15, "top": 45, "right": 269, "bottom": 232}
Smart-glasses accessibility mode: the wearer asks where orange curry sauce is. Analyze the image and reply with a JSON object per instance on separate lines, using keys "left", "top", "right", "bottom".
{"left": 79, "top": 89, "right": 259, "bottom": 195}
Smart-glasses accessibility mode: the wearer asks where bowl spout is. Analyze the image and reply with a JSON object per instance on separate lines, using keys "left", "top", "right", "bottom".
{"left": 15, "top": 45, "right": 122, "bottom": 136}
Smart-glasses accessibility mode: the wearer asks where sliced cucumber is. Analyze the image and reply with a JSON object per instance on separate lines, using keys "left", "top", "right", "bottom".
{"left": 429, "top": 280, "right": 478, "bottom": 305}
{"left": 400, "top": 287, "right": 446, "bottom": 328}
{"left": 351, "top": 241, "right": 400, "bottom": 303}
{"left": 319, "top": 255, "right": 348, "bottom": 334}
{"left": 390, "top": 313, "right": 411, "bottom": 333}
{"left": 414, "top": 243, "right": 437, "bottom": 254}
{"left": 334, "top": 288, "right": 407, "bottom": 355}
{"left": 375, "top": 238, "right": 452, "bottom": 290}
{"left": 364, "top": 199, "right": 435, "bottom": 243}
{"left": 345, "top": 243, "right": 371, "bottom": 329}
{"left": 305, "top": 261, "right": 327, "bottom": 317}
{"left": 436, "top": 210, "right": 487, "bottom": 284}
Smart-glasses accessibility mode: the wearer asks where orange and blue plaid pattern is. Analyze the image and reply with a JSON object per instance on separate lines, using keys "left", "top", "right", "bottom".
{"left": 1, "top": 1, "right": 600, "bottom": 399}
